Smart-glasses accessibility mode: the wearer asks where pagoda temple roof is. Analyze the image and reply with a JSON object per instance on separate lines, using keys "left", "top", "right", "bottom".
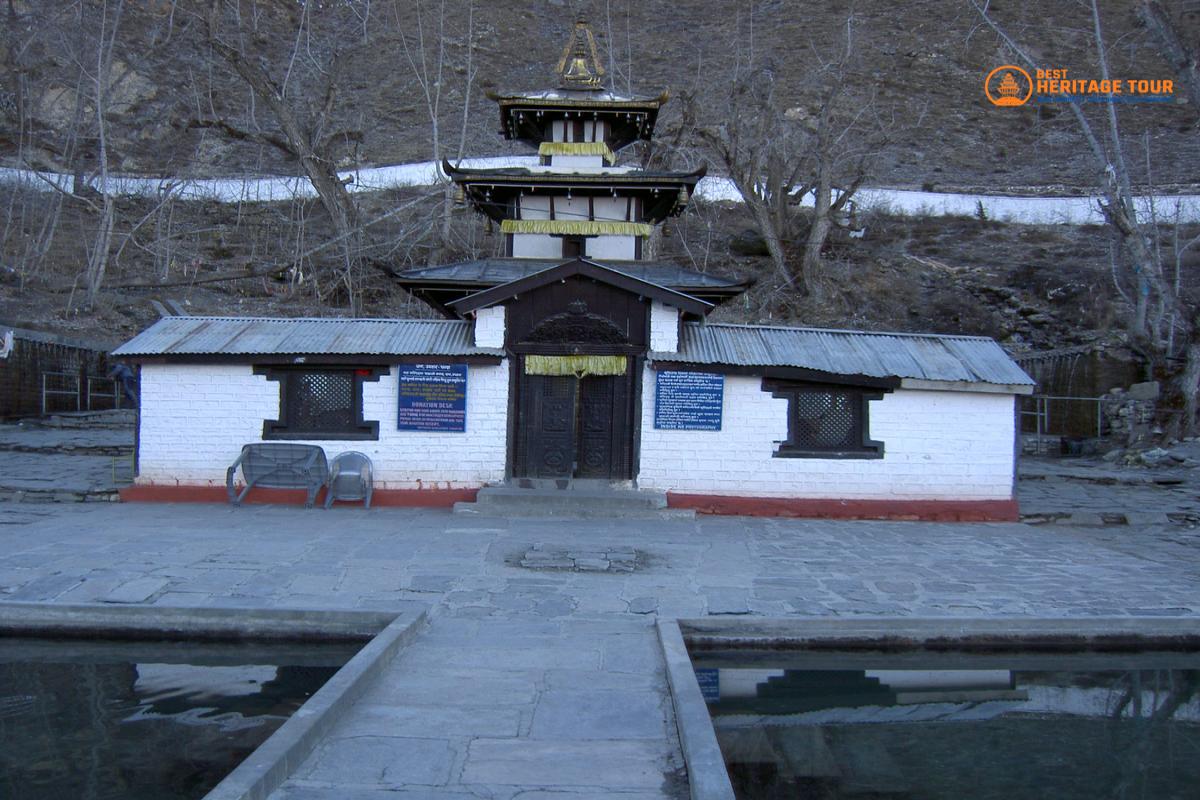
{"left": 444, "top": 161, "right": 705, "bottom": 222}
{"left": 487, "top": 88, "right": 668, "bottom": 106}
{"left": 447, "top": 258, "right": 713, "bottom": 317}
{"left": 443, "top": 161, "right": 703, "bottom": 185}
{"left": 486, "top": 89, "right": 668, "bottom": 150}
{"left": 385, "top": 257, "right": 751, "bottom": 318}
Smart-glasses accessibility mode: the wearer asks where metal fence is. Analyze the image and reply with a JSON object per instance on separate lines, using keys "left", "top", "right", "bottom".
{"left": 1019, "top": 394, "right": 1103, "bottom": 455}
{"left": 40, "top": 371, "right": 81, "bottom": 415}
{"left": 41, "top": 371, "right": 126, "bottom": 415}
{"left": 86, "top": 375, "right": 122, "bottom": 411}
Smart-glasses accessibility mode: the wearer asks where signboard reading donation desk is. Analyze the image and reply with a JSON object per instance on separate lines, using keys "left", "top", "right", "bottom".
{"left": 654, "top": 370, "right": 723, "bottom": 430}
{"left": 397, "top": 364, "right": 467, "bottom": 432}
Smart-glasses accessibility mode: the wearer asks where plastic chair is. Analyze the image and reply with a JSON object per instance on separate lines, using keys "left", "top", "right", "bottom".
{"left": 325, "top": 451, "right": 374, "bottom": 509}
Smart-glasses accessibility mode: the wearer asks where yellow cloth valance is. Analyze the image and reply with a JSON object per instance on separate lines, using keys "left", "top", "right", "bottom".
{"left": 524, "top": 355, "right": 628, "bottom": 377}
{"left": 501, "top": 219, "right": 653, "bottom": 238}
{"left": 538, "top": 141, "right": 617, "bottom": 165}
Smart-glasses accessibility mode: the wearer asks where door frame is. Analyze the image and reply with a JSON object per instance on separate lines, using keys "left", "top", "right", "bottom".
{"left": 506, "top": 353, "right": 642, "bottom": 483}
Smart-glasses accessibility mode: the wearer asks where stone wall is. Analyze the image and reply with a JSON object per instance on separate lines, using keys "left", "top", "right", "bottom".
{"left": 1100, "top": 381, "right": 1159, "bottom": 445}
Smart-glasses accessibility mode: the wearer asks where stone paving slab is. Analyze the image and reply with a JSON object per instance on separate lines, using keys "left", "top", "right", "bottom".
{"left": 0, "top": 497, "right": 1197, "bottom": 799}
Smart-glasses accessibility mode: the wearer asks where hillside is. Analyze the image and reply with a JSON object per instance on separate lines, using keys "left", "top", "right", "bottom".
{"left": 4, "top": 0, "right": 1197, "bottom": 187}
{"left": 1, "top": 0, "right": 1198, "bottom": 379}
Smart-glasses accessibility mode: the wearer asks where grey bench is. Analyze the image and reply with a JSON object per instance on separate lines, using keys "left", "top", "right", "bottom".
{"left": 226, "top": 443, "right": 329, "bottom": 508}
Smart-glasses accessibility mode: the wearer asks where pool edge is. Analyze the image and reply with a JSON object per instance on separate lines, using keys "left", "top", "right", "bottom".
{"left": 657, "top": 619, "right": 737, "bottom": 800}
{"left": 0, "top": 602, "right": 427, "bottom": 800}
{"left": 661, "top": 616, "right": 1200, "bottom": 800}
{"left": 204, "top": 608, "right": 427, "bottom": 800}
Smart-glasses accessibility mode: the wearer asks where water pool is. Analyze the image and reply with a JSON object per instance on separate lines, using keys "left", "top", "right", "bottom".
{"left": 0, "top": 638, "right": 359, "bottom": 800}
{"left": 689, "top": 647, "right": 1200, "bottom": 799}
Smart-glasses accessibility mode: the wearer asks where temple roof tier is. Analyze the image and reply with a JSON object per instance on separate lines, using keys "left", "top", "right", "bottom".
{"left": 443, "top": 161, "right": 705, "bottom": 223}
{"left": 486, "top": 90, "right": 669, "bottom": 151}
{"left": 384, "top": 257, "right": 751, "bottom": 317}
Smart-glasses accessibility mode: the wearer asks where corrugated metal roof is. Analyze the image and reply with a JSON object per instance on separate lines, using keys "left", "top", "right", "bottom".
{"left": 654, "top": 323, "right": 1035, "bottom": 387}
{"left": 397, "top": 258, "right": 747, "bottom": 290}
{"left": 113, "top": 316, "right": 499, "bottom": 358}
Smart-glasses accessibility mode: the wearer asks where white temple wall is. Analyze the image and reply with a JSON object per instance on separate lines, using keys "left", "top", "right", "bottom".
{"left": 554, "top": 196, "right": 590, "bottom": 222}
{"left": 552, "top": 155, "right": 604, "bottom": 169}
{"left": 649, "top": 302, "right": 680, "bottom": 352}
{"left": 520, "top": 196, "right": 552, "bottom": 219}
{"left": 511, "top": 234, "right": 563, "bottom": 258}
{"left": 136, "top": 362, "right": 509, "bottom": 490}
{"left": 473, "top": 306, "right": 506, "bottom": 348}
{"left": 586, "top": 235, "right": 637, "bottom": 260}
{"left": 637, "top": 370, "right": 1016, "bottom": 501}
{"left": 592, "top": 197, "right": 629, "bottom": 221}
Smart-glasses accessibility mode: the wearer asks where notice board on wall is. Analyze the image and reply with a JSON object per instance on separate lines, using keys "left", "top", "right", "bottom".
{"left": 397, "top": 364, "right": 467, "bottom": 432}
{"left": 653, "top": 370, "right": 723, "bottom": 431}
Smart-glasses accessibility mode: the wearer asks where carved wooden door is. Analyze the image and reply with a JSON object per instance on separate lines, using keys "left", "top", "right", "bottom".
{"left": 576, "top": 375, "right": 629, "bottom": 479}
{"left": 516, "top": 374, "right": 577, "bottom": 478}
{"left": 514, "top": 369, "right": 634, "bottom": 481}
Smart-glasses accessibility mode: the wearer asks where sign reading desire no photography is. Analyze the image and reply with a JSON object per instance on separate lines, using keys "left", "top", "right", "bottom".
{"left": 654, "top": 371, "right": 723, "bottom": 431}
{"left": 397, "top": 364, "right": 467, "bottom": 432}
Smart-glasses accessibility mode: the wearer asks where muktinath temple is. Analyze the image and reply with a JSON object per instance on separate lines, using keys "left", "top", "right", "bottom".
{"left": 114, "top": 21, "right": 1034, "bottom": 519}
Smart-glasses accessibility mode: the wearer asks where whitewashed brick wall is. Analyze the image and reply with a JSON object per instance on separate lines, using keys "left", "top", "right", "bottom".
{"left": 649, "top": 302, "right": 680, "bottom": 352}
{"left": 137, "top": 361, "right": 509, "bottom": 490}
{"left": 474, "top": 306, "right": 505, "bottom": 348}
{"left": 637, "top": 368, "right": 1016, "bottom": 500}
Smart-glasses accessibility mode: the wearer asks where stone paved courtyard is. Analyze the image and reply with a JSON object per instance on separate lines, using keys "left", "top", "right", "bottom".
{"left": 1, "top": 494, "right": 1198, "bottom": 798}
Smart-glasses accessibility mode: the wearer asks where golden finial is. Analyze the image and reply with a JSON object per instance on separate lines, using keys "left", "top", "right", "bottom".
{"left": 556, "top": 19, "right": 605, "bottom": 90}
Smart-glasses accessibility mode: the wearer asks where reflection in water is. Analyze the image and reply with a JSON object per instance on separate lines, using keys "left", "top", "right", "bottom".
{"left": 0, "top": 647, "right": 346, "bottom": 800}
{"left": 699, "top": 662, "right": 1200, "bottom": 800}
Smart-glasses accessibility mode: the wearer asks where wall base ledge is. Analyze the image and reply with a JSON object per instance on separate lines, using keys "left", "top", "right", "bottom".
{"left": 119, "top": 484, "right": 478, "bottom": 508}
{"left": 666, "top": 493, "right": 1019, "bottom": 522}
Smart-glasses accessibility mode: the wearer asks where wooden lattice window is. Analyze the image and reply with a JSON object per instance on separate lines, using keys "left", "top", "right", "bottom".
{"left": 764, "top": 380, "right": 885, "bottom": 459}
{"left": 257, "top": 366, "right": 382, "bottom": 440}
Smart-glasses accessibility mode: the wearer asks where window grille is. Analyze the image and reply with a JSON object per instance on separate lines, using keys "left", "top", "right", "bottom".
{"left": 288, "top": 372, "right": 354, "bottom": 432}
{"left": 258, "top": 367, "right": 380, "bottom": 441}
{"left": 764, "top": 380, "right": 885, "bottom": 459}
{"left": 793, "top": 390, "right": 858, "bottom": 450}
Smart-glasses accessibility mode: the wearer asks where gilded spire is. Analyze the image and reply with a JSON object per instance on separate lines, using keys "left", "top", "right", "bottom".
{"left": 556, "top": 19, "right": 605, "bottom": 90}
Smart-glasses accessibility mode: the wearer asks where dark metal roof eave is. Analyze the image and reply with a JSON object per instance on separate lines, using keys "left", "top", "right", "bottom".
{"left": 387, "top": 258, "right": 754, "bottom": 294}
{"left": 442, "top": 160, "right": 706, "bottom": 185}
{"left": 647, "top": 355, "right": 1032, "bottom": 393}
{"left": 646, "top": 322, "right": 1036, "bottom": 393}
{"left": 112, "top": 317, "right": 502, "bottom": 360}
{"left": 447, "top": 258, "right": 713, "bottom": 316}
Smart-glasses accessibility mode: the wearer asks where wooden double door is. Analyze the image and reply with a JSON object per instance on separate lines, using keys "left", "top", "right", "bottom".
{"left": 513, "top": 365, "right": 636, "bottom": 481}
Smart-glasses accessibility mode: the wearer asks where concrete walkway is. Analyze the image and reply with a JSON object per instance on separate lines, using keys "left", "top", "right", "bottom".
{"left": 0, "top": 498, "right": 1197, "bottom": 799}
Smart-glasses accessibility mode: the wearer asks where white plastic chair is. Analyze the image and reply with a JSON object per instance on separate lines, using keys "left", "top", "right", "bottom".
{"left": 324, "top": 451, "right": 374, "bottom": 509}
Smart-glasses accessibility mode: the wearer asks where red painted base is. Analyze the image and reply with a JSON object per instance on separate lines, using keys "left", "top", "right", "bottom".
{"left": 118, "top": 484, "right": 478, "bottom": 508}
{"left": 666, "top": 493, "right": 1020, "bottom": 522}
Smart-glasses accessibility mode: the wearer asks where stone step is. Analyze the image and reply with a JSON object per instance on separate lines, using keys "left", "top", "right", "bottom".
{"left": 454, "top": 485, "right": 694, "bottom": 519}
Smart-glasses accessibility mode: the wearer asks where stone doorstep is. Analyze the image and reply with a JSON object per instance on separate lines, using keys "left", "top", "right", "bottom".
{"left": 459, "top": 485, "right": 683, "bottom": 516}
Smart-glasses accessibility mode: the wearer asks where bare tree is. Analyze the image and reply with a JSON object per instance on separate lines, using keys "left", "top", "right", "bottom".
{"left": 394, "top": 0, "right": 479, "bottom": 260}
{"left": 971, "top": 0, "right": 1200, "bottom": 433}
{"left": 1135, "top": 1, "right": 1200, "bottom": 115}
{"left": 686, "top": 15, "right": 882, "bottom": 298}
{"left": 195, "top": 0, "right": 367, "bottom": 309}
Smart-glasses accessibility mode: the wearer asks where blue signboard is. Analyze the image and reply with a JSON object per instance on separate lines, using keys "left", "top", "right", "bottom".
{"left": 397, "top": 364, "right": 467, "bottom": 432}
{"left": 694, "top": 668, "right": 720, "bottom": 703}
{"left": 654, "top": 371, "right": 723, "bottom": 431}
